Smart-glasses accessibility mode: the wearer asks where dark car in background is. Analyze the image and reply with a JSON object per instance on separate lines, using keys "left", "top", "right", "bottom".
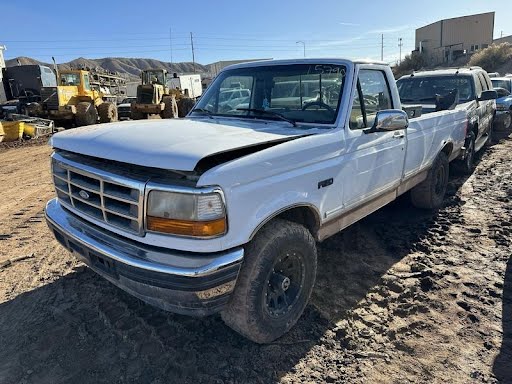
{"left": 117, "top": 97, "right": 136, "bottom": 120}
{"left": 491, "top": 77, "right": 512, "bottom": 129}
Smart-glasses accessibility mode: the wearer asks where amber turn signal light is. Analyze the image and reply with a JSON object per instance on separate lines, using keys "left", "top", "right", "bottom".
{"left": 147, "top": 216, "right": 227, "bottom": 237}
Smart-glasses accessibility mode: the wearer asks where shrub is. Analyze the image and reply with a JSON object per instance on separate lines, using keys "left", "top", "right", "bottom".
{"left": 393, "top": 52, "right": 427, "bottom": 79}
{"left": 469, "top": 43, "right": 512, "bottom": 72}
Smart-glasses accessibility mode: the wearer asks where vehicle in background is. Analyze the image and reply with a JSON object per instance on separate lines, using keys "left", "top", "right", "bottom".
{"left": 397, "top": 67, "right": 497, "bottom": 174}
{"left": 34, "top": 69, "right": 118, "bottom": 126}
{"left": 217, "top": 88, "right": 251, "bottom": 111}
{"left": 491, "top": 91, "right": 512, "bottom": 130}
{"left": 131, "top": 69, "right": 196, "bottom": 119}
{"left": 46, "top": 58, "right": 468, "bottom": 343}
{"left": 487, "top": 72, "right": 500, "bottom": 78}
{"left": 167, "top": 73, "right": 203, "bottom": 99}
{"left": 0, "top": 65, "right": 57, "bottom": 117}
{"left": 117, "top": 96, "right": 136, "bottom": 120}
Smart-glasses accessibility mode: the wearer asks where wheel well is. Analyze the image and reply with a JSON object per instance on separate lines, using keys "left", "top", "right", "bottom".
{"left": 252, "top": 206, "right": 321, "bottom": 240}
{"left": 441, "top": 142, "right": 453, "bottom": 157}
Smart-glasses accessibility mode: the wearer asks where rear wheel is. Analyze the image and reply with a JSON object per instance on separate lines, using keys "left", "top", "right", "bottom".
{"left": 177, "top": 97, "right": 195, "bottom": 117}
{"left": 452, "top": 132, "right": 475, "bottom": 175}
{"left": 221, "top": 219, "right": 317, "bottom": 343}
{"left": 161, "top": 96, "right": 178, "bottom": 119}
{"left": 411, "top": 151, "right": 449, "bottom": 209}
{"left": 98, "top": 102, "right": 118, "bottom": 123}
{"left": 75, "top": 102, "right": 98, "bottom": 127}
{"left": 485, "top": 117, "right": 495, "bottom": 146}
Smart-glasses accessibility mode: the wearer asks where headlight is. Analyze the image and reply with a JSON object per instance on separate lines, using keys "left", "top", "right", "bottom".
{"left": 146, "top": 190, "right": 226, "bottom": 237}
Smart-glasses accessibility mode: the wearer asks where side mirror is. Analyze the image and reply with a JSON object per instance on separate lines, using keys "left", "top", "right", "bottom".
{"left": 364, "top": 109, "right": 409, "bottom": 134}
{"left": 478, "top": 90, "right": 497, "bottom": 101}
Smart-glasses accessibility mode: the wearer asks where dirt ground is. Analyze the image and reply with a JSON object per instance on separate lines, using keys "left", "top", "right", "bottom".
{"left": 0, "top": 131, "right": 511, "bottom": 384}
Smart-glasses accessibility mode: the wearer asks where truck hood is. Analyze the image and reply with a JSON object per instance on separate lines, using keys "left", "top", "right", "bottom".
{"left": 50, "top": 118, "right": 309, "bottom": 171}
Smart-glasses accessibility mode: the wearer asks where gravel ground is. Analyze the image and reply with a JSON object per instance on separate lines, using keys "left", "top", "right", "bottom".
{"left": 0, "top": 131, "right": 511, "bottom": 384}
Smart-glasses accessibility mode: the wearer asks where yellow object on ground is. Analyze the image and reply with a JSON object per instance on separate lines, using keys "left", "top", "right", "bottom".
{"left": 0, "top": 121, "right": 25, "bottom": 142}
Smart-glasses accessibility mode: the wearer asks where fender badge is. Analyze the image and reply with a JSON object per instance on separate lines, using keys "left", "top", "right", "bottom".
{"left": 79, "top": 190, "right": 90, "bottom": 200}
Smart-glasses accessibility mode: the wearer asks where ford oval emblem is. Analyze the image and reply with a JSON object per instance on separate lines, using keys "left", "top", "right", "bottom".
{"left": 79, "top": 190, "right": 90, "bottom": 200}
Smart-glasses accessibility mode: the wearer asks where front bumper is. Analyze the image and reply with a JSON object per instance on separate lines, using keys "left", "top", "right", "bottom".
{"left": 45, "top": 198, "right": 244, "bottom": 316}
{"left": 495, "top": 110, "right": 511, "bottom": 126}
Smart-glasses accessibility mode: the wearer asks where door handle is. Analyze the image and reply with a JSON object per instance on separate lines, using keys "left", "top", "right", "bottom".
{"left": 393, "top": 131, "right": 405, "bottom": 139}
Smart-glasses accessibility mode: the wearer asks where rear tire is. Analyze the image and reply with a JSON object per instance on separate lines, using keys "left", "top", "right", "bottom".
{"left": 75, "top": 102, "right": 98, "bottom": 127}
{"left": 98, "top": 102, "right": 118, "bottom": 123}
{"left": 161, "top": 96, "right": 178, "bottom": 119}
{"left": 452, "top": 132, "right": 475, "bottom": 175}
{"left": 221, "top": 219, "right": 317, "bottom": 344}
{"left": 485, "top": 118, "right": 494, "bottom": 146}
{"left": 411, "top": 151, "right": 449, "bottom": 209}
{"left": 177, "top": 97, "right": 195, "bottom": 117}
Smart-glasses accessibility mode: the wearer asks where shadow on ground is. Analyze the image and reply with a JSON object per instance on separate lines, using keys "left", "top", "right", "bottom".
{"left": 0, "top": 159, "right": 476, "bottom": 384}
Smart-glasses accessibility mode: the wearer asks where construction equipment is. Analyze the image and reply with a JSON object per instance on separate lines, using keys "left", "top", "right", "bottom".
{"left": 132, "top": 69, "right": 195, "bottom": 120}
{"left": 35, "top": 69, "right": 118, "bottom": 126}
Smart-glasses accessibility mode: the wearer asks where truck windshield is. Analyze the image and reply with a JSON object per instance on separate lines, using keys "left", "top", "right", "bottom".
{"left": 491, "top": 79, "right": 512, "bottom": 93}
{"left": 397, "top": 75, "right": 474, "bottom": 103}
{"left": 192, "top": 63, "right": 346, "bottom": 125}
{"left": 60, "top": 73, "right": 81, "bottom": 86}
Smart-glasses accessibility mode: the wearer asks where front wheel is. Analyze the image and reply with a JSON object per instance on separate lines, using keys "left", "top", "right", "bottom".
{"left": 411, "top": 151, "right": 449, "bottom": 209}
{"left": 221, "top": 219, "right": 317, "bottom": 343}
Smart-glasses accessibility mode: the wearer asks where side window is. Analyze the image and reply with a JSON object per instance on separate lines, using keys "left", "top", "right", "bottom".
{"left": 349, "top": 70, "right": 393, "bottom": 130}
{"left": 474, "top": 74, "right": 483, "bottom": 96}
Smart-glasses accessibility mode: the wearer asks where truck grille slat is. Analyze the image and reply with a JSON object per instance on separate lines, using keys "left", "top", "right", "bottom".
{"left": 51, "top": 155, "right": 145, "bottom": 235}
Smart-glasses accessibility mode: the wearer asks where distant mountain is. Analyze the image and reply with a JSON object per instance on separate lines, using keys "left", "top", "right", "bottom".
{"left": 5, "top": 56, "right": 209, "bottom": 81}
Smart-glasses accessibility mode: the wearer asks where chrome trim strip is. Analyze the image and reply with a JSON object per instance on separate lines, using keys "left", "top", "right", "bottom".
{"left": 45, "top": 198, "right": 244, "bottom": 278}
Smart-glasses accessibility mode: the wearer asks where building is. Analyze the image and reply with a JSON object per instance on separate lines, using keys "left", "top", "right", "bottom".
{"left": 415, "top": 12, "right": 494, "bottom": 65}
{"left": 493, "top": 35, "right": 512, "bottom": 46}
{"left": 0, "top": 45, "right": 6, "bottom": 102}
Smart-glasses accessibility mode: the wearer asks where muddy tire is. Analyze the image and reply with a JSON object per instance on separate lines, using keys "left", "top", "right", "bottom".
{"left": 486, "top": 118, "right": 494, "bottom": 147}
{"left": 161, "top": 96, "right": 179, "bottom": 119}
{"left": 131, "top": 109, "right": 145, "bottom": 120}
{"left": 75, "top": 102, "right": 98, "bottom": 127}
{"left": 411, "top": 151, "right": 449, "bottom": 210}
{"left": 221, "top": 219, "right": 317, "bottom": 344}
{"left": 452, "top": 132, "right": 475, "bottom": 175}
{"left": 98, "top": 102, "right": 118, "bottom": 123}
{"left": 177, "top": 97, "right": 195, "bottom": 118}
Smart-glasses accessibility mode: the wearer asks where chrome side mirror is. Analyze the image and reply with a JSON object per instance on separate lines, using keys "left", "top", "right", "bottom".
{"left": 364, "top": 109, "right": 409, "bottom": 134}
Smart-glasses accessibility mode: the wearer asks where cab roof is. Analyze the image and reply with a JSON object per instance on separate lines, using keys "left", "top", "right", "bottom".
{"left": 223, "top": 58, "right": 387, "bottom": 71}
{"left": 398, "top": 67, "right": 485, "bottom": 80}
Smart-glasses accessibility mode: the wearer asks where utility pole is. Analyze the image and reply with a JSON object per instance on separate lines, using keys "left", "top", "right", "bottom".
{"left": 296, "top": 41, "right": 306, "bottom": 58}
{"left": 501, "top": 30, "right": 504, "bottom": 38}
{"left": 398, "top": 37, "right": 403, "bottom": 65}
{"left": 169, "top": 27, "right": 173, "bottom": 73}
{"left": 381, "top": 34, "right": 384, "bottom": 61}
{"left": 190, "top": 32, "right": 196, "bottom": 73}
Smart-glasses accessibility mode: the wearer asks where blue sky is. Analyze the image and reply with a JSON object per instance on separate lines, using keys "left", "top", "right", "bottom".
{"left": 1, "top": 0, "right": 510, "bottom": 65}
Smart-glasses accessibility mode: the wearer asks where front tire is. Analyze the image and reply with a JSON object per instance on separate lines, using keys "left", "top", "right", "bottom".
{"left": 411, "top": 151, "right": 449, "bottom": 209}
{"left": 221, "top": 219, "right": 317, "bottom": 343}
{"left": 75, "top": 102, "right": 98, "bottom": 127}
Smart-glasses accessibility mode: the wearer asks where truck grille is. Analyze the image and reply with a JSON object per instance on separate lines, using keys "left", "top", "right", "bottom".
{"left": 51, "top": 153, "right": 145, "bottom": 235}
{"left": 41, "top": 87, "right": 59, "bottom": 110}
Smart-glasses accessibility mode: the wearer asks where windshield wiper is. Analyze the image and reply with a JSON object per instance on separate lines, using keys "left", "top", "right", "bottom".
{"left": 190, "top": 108, "right": 214, "bottom": 119}
{"left": 236, "top": 108, "right": 297, "bottom": 127}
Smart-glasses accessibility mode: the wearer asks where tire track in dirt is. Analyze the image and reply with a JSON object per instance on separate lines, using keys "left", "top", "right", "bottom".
{"left": 0, "top": 134, "right": 511, "bottom": 383}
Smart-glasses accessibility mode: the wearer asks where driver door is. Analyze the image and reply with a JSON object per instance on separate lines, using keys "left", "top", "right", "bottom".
{"left": 342, "top": 67, "right": 406, "bottom": 209}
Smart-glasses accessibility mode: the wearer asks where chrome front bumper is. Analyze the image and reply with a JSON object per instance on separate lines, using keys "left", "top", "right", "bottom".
{"left": 45, "top": 198, "right": 244, "bottom": 316}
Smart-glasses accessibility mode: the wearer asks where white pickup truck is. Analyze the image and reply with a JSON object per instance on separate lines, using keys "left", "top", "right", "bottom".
{"left": 45, "top": 59, "right": 467, "bottom": 343}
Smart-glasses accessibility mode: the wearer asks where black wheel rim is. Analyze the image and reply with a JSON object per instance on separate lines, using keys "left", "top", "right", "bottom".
{"left": 434, "top": 164, "right": 446, "bottom": 196}
{"left": 264, "top": 251, "right": 305, "bottom": 318}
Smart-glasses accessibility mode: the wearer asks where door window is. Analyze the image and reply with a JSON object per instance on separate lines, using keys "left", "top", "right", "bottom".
{"left": 349, "top": 70, "right": 392, "bottom": 129}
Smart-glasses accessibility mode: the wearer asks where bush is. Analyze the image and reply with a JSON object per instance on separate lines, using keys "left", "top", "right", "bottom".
{"left": 469, "top": 43, "right": 512, "bottom": 72}
{"left": 393, "top": 52, "right": 427, "bottom": 79}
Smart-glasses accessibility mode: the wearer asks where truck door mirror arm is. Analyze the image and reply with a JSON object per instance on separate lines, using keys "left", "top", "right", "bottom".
{"left": 363, "top": 109, "right": 409, "bottom": 134}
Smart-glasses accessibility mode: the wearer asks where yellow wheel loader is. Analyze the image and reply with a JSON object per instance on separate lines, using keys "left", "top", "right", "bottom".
{"left": 36, "top": 70, "right": 118, "bottom": 127}
{"left": 131, "top": 69, "right": 193, "bottom": 120}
